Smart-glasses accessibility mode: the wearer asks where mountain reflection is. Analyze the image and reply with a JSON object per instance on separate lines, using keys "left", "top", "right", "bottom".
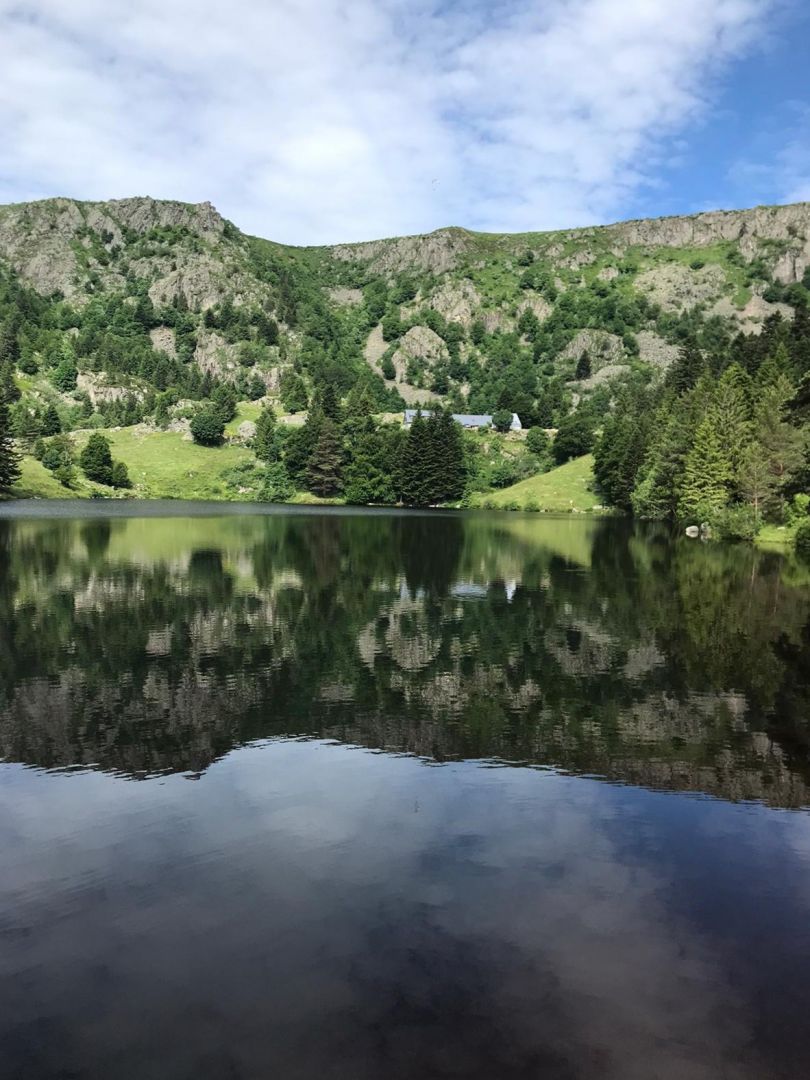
{"left": 1, "top": 509, "right": 810, "bottom": 805}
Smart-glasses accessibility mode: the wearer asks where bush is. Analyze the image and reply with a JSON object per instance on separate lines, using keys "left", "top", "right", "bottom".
{"left": 713, "top": 504, "right": 758, "bottom": 542}
{"left": 259, "top": 461, "right": 295, "bottom": 503}
{"left": 190, "top": 405, "right": 226, "bottom": 446}
{"left": 110, "top": 461, "right": 131, "bottom": 489}
{"left": 524, "top": 497, "right": 540, "bottom": 512}
{"left": 492, "top": 409, "right": 513, "bottom": 433}
{"left": 525, "top": 427, "right": 549, "bottom": 456}
{"left": 786, "top": 493, "right": 810, "bottom": 526}
{"left": 796, "top": 519, "right": 810, "bottom": 560}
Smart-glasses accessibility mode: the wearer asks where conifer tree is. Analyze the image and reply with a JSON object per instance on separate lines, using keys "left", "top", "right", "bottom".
{"left": 79, "top": 432, "right": 114, "bottom": 485}
{"left": 0, "top": 398, "right": 21, "bottom": 491}
{"left": 400, "top": 412, "right": 431, "bottom": 505}
{"left": 254, "top": 406, "right": 278, "bottom": 463}
{"left": 306, "top": 419, "right": 343, "bottom": 496}
{"left": 667, "top": 342, "right": 705, "bottom": 395}
{"left": 677, "top": 417, "right": 732, "bottom": 521}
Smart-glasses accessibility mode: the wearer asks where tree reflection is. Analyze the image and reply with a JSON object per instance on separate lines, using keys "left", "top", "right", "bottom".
{"left": 1, "top": 510, "right": 809, "bottom": 804}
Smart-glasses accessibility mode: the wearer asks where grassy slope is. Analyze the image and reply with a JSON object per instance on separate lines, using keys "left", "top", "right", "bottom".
{"left": 91, "top": 429, "right": 255, "bottom": 500}
{"left": 473, "top": 454, "right": 602, "bottom": 512}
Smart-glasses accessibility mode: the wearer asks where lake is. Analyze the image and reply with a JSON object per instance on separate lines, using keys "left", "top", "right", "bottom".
{"left": 2, "top": 503, "right": 810, "bottom": 1079}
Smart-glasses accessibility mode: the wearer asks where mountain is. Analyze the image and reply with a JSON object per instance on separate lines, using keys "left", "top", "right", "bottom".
{"left": 0, "top": 196, "right": 809, "bottom": 518}
{"left": 1, "top": 195, "right": 809, "bottom": 412}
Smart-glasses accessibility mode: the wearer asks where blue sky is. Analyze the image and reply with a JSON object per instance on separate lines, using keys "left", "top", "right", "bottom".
{"left": 0, "top": 0, "right": 808, "bottom": 244}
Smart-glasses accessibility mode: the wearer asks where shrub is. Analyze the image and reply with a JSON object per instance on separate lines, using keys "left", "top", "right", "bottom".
{"left": 190, "top": 405, "right": 225, "bottom": 446}
{"left": 713, "top": 504, "right": 758, "bottom": 542}
{"left": 786, "top": 493, "right": 810, "bottom": 527}
{"left": 524, "top": 497, "right": 540, "bottom": 512}
{"left": 796, "top": 519, "right": 810, "bottom": 560}
{"left": 110, "top": 461, "right": 131, "bottom": 489}
{"left": 492, "top": 409, "right": 513, "bottom": 433}
{"left": 259, "top": 461, "right": 294, "bottom": 503}
{"left": 526, "top": 427, "right": 549, "bottom": 456}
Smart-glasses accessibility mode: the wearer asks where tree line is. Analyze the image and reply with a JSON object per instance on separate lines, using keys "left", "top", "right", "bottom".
{"left": 594, "top": 310, "right": 810, "bottom": 542}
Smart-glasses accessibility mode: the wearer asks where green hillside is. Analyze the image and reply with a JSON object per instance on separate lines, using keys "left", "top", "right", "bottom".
{"left": 0, "top": 196, "right": 808, "bottom": 544}
{"left": 472, "top": 455, "right": 601, "bottom": 512}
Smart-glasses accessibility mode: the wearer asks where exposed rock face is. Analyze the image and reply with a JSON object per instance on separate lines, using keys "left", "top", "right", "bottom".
{"left": 426, "top": 279, "right": 482, "bottom": 326}
{"left": 0, "top": 196, "right": 229, "bottom": 302}
{"left": 636, "top": 330, "right": 680, "bottom": 369}
{"left": 635, "top": 262, "right": 728, "bottom": 312}
{"left": 76, "top": 372, "right": 144, "bottom": 404}
{"left": 392, "top": 326, "right": 449, "bottom": 376}
{"left": 327, "top": 286, "right": 363, "bottom": 305}
{"left": 149, "top": 326, "right": 177, "bottom": 358}
{"left": 193, "top": 329, "right": 239, "bottom": 378}
{"left": 561, "top": 329, "right": 624, "bottom": 371}
{"left": 363, "top": 323, "right": 442, "bottom": 404}
{"left": 516, "top": 294, "right": 553, "bottom": 322}
{"left": 331, "top": 227, "right": 471, "bottom": 274}
{"left": 603, "top": 202, "right": 810, "bottom": 278}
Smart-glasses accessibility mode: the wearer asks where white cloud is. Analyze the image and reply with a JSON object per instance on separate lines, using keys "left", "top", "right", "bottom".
{"left": 0, "top": 0, "right": 777, "bottom": 242}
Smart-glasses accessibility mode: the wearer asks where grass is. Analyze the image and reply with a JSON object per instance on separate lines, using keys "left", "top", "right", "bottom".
{"left": 473, "top": 454, "right": 603, "bottom": 512}
{"left": 755, "top": 523, "right": 798, "bottom": 550}
{"left": 9, "top": 456, "right": 85, "bottom": 499}
{"left": 74, "top": 427, "right": 257, "bottom": 500}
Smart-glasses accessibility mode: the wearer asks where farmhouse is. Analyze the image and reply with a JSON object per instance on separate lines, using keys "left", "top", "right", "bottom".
{"left": 403, "top": 410, "right": 522, "bottom": 431}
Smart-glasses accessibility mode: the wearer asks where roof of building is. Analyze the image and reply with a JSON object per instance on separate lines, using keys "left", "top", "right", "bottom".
{"left": 403, "top": 410, "right": 521, "bottom": 430}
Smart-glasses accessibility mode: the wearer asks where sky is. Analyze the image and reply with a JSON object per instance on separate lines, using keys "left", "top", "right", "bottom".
{"left": 0, "top": 0, "right": 809, "bottom": 245}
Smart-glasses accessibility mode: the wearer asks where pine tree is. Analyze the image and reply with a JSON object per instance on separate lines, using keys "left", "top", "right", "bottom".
{"left": 0, "top": 357, "right": 22, "bottom": 405}
{"left": 400, "top": 412, "right": 431, "bottom": 505}
{"left": 254, "top": 406, "right": 278, "bottom": 463}
{"left": 425, "top": 409, "right": 465, "bottom": 503}
{"left": 42, "top": 404, "right": 62, "bottom": 436}
{"left": 677, "top": 416, "right": 732, "bottom": 522}
{"left": 667, "top": 342, "right": 705, "bottom": 395}
{"left": 0, "top": 398, "right": 21, "bottom": 491}
{"left": 306, "top": 419, "right": 343, "bottom": 496}
{"left": 79, "top": 432, "right": 114, "bottom": 485}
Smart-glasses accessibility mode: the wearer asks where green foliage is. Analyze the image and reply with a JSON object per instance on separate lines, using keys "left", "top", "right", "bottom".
{"left": 795, "top": 518, "right": 810, "bottom": 559}
{"left": 306, "top": 419, "right": 343, "bottom": 496}
{"left": 526, "top": 427, "right": 549, "bottom": 456}
{"left": 41, "top": 404, "right": 62, "bottom": 435}
{"left": 258, "top": 460, "right": 294, "bottom": 503}
{"left": 677, "top": 416, "right": 732, "bottom": 522}
{"left": 713, "top": 504, "right": 759, "bottom": 542}
{"left": 111, "top": 460, "right": 131, "bottom": 489}
{"left": 279, "top": 370, "right": 308, "bottom": 413}
{"left": 0, "top": 398, "right": 21, "bottom": 490}
{"left": 190, "top": 406, "right": 226, "bottom": 446}
{"left": 80, "top": 432, "right": 114, "bottom": 484}
{"left": 553, "top": 412, "right": 594, "bottom": 465}
{"left": 254, "top": 406, "right": 279, "bottom": 463}
{"left": 575, "top": 350, "right": 591, "bottom": 380}
{"left": 492, "top": 409, "right": 513, "bottom": 433}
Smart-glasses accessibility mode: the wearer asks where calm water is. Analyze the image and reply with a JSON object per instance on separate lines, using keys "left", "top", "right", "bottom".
{"left": 2, "top": 504, "right": 810, "bottom": 1080}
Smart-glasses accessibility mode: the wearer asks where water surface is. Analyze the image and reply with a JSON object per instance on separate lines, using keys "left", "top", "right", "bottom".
{"left": 2, "top": 505, "right": 810, "bottom": 1079}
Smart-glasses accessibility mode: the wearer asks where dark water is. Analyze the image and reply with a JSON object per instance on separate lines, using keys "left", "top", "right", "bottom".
{"left": 2, "top": 504, "right": 810, "bottom": 1080}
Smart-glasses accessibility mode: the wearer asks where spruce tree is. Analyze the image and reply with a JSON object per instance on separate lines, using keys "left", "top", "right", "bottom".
{"left": 400, "top": 412, "right": 431, "bottom": 505}
{"left": 80, "top": 433, "right": 114, "bottom": 485}
{"left": 677, "top": 417, "right": 732, "bottom": 521}
{"left": 0, "top": 398, "right": 21, "bottom": 491}
{"left": 306, "top": 419, "right": 343, "bottom": 496}
{"left": 667, "top": 342, "right": 705, "bottom": 395}
{"left": 42, "top": 404, "right": 62, "bottom": 436}
{"left": 254, "top": 406, "right": 278, "bottom": 463}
